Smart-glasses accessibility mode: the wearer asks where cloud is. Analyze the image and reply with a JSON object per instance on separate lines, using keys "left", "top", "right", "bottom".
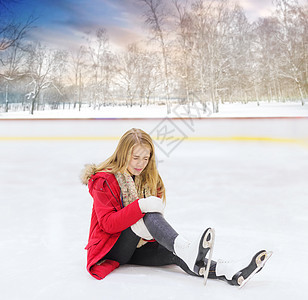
{"left": 26, "top": 26, "right": 85, "bottom": 51}
{"left": 40, "top": 0, "right": 142, "bottom": 34}
{"left": 42, "top": 0, "right": 86, "bottom": 15}
{"left": 107, "top": 25, "right": 147, "bottom": 50}
{"left": 238, "top": 0, "right": 308, "bottom": 21}
{"left": 238, "top": 0, "right": 273, "bottom": 20}
{"left": 43, "top": 0, "right": 147, "bottom": 49}
{"left": 19, "top": 0, "right": 308, "bottom": 52}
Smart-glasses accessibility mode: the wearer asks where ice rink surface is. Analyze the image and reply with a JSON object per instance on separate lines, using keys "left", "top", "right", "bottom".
{"left": 1, "top": 118, "right": 308, "bottom": 300}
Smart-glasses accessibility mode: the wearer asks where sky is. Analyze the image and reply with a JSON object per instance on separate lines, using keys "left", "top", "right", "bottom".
{"left": 4, "top": 0, "right": 307, "bottom": 51}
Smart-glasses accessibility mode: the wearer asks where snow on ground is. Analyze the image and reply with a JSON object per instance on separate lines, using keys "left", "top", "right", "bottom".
{"left": 0, "top": 114, "right": 308, "bottom": 299}
{"left": 0, "top": 100, "right": 308, "bottom": 119}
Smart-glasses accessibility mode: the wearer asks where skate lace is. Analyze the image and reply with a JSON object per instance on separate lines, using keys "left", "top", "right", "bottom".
{"left": 217, "top": 258, "right": 239, "bottom": 264}
{"left": 216, "top": 257, "right": 245, "bottom": 280}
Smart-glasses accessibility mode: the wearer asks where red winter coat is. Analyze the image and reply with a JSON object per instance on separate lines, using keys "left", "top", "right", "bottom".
{"left": 85, "top": 171, "right": 144, "bottom": 280}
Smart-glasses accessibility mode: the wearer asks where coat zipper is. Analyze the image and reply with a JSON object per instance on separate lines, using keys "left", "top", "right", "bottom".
{"left": 105, "top": 179, "right": 124, "bottom": 209}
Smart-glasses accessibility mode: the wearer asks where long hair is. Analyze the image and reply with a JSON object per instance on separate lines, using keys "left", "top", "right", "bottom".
{"left": 80, "top": 128, "right": 166, "bottom": 200}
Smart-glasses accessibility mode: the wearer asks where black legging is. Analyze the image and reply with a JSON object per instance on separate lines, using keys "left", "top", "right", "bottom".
{"left": 104, "top": 226, "right": 197, "bottom": 276}
{"left": 102, "top": 213, "right": 217, "bottom": 278}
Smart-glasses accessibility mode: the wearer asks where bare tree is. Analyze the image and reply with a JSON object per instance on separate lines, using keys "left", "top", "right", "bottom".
{"left": 68, "top": 46, "right": 88, "bottom": 110}
{"left": 0, "top": 16, "right": 35, "bottom": 52}
{"left": 86, "top": 28, "right": 112, "bottom": 109}
{"left": 140, "top": 0, "right": 172, "bottom": 113}
{"left": 1, "top": 33, "right": 28, "bottom": 112}
{"left": 188, "top": 0, "right": 234, "bottom": 112}
{"left": 226, "top": 4, "right": 254, "bottom": 104}
{"left": 0, "top": 0, "right": 37, "bottom": 112}
{"left": 253, "top": 17, "right": 283, "bottom": 102}
{"left": 138, "top": 49, "right": 162, "bottom": 106}
{"left": 172, "top": 0, "right": 197, "bottom": 111}
{"left": 25, "top": 43, "right": 64, "bottom": 114}
{"left": 51, "top": 49, "right": 68, "bottom": 109}
{"left": 115, "top": 44, "right": 143, "bottom": 106}
{"left": 0, "top": 0, "right": 36, "bottom": 52}
{"left": 272, "top": 0, "right": 307, "bottom": 104}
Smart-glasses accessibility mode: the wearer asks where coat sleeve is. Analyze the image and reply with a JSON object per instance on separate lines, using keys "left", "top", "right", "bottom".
{"left": 92, "top": 178, "right": 144, "bottom": 234}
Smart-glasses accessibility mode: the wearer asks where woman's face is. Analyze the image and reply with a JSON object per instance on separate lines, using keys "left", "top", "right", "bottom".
{"left": 127, "top": 144, "right": 151, "bottom": 176}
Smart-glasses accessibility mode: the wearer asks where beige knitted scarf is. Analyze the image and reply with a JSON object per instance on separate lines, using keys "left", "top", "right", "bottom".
{"left": 114, "top": 172, "right": 151, "bottom": 248}
{"left": 114, "top": 172, "right": 151, "bottom": 207}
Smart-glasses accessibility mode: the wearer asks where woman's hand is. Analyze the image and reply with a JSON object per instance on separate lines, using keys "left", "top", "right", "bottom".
{"left": 138, "top": 196, "right": 165, "bottom": 214}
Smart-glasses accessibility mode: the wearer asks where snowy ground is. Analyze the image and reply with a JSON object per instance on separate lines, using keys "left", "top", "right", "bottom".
{"left": 1, "top": 116, "right": 308, "bottom": 300}
{"left": 1, "top": 100, "right": 308, "bottom": 119}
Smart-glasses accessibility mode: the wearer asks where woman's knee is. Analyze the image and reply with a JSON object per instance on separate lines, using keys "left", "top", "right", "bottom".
{"left": 143, "top": 212, "right": 163, "bottom": 224}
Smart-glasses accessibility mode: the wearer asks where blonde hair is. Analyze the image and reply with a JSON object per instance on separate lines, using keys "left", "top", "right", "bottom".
{"left": 80, "top": 128, "right": 166, "bottom": 200}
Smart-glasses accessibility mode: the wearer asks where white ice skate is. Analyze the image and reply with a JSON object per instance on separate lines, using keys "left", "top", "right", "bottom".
{"left": 216, "top": 250, "right": 273, "bottom": 288}
{"left": 174, "top": 228, "right": 215, "bottom": 285}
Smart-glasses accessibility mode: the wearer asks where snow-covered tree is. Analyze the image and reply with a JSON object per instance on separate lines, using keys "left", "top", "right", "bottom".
{"left": 25, "top": 43, "right": 66, "bottom": 114}
{"left": 140, "top": 0, "right": 173, "bottom": 113}
{"left": 272, "top": 0, "right": 307, "bottom": 104}
{"left": 85, "top": 28, "right": 115, "bottom": 108}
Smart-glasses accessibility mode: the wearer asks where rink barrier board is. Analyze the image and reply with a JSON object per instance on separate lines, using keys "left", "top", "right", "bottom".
{"left": 1, "top": 117, "right": 307, "bottom": 148}
{"left": 0, "top": 116, "right": 308, "bottom": 121}
{"left": 1, "top": 136, "right": 308, "bottom": 149}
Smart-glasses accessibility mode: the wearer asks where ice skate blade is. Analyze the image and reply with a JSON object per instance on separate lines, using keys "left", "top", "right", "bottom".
{"left": 203, "top": 228, "right": 215, "bottom": 286}
{"left": 238, "top": 250, "right": 273, "bottom": 289}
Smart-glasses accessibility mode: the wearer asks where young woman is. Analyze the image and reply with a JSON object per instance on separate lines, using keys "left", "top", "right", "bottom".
{"left": 81, "top": 128, "right": 271, "bottom": 287}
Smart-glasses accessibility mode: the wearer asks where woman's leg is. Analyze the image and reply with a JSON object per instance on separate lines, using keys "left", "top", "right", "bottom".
{"left": 101, "top": 216, "right": 217, "bottom": 278}
{"left": 128, "top": 241, "right": 217, "bottom": 278}
{"left": 103, "top": 215, "right": 270, "bottom": 286}
{"left": 128, "top": 241, "right": 198, "bottom": 276}
{"left": 143, "top": 212, "right": 178, "bottom": 252}
{"left": 102, "top": 227, "right": 140, "bottom": 265}
{"left": 100, "top": 223, "right": 211, "bottom": 277}
{"left": 142, "top": 212, "right": 214, "bottom": 276}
